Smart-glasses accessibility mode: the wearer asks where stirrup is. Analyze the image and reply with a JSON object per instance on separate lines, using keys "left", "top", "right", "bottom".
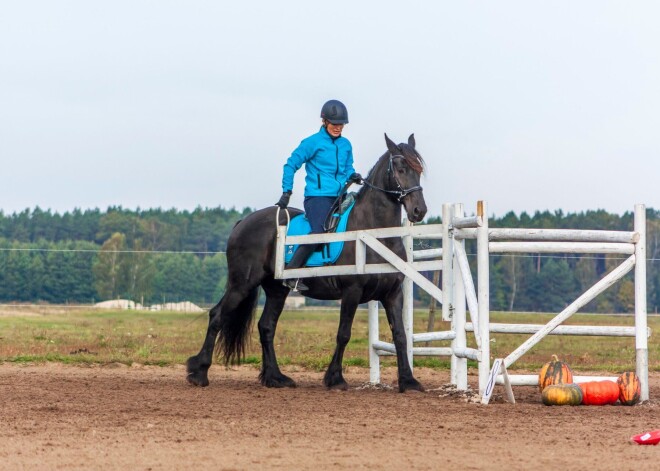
{"left": 284, "top": 278, "right": 308, "bottom": 292}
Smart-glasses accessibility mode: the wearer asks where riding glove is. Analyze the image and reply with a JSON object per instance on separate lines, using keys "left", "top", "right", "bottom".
{"left": 348, "top": 173, "right": 363, "bottom": 184}
{"left": 275, "top": 191, "right": 291, "bottom": 209}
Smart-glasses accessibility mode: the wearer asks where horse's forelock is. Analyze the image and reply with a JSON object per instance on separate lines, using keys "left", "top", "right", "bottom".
{"left": 361, "top": 144, "right": 424, "bottom": 193}
{"left": 399, "top": 144, "right": 425, "bottom": 174}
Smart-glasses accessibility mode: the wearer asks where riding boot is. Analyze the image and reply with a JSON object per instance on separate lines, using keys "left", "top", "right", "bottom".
{"left": 283, "top": 244, "right": 318, "bottom": 291}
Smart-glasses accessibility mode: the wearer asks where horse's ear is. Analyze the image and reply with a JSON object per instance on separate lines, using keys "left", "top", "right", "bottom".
{"left": 384, "top": 133, "right": 398, "bottom": 154}
{"left": 408, "top": 133, "right": 416, "bottom": 148}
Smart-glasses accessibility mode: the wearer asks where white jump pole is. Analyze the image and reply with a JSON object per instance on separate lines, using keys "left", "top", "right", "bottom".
{"left": 477, "top": 201, "right": 490, "bottom": 395}
{"left": 488, "top": 228, "right": 639, "bottom": 243}
{"left": 635, "top": 203, "right": 649, "bottom": 401}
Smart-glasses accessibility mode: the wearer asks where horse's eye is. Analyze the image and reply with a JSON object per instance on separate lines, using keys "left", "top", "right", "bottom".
{"left": 397, "top": 167, "right": 406, "bottom": 175}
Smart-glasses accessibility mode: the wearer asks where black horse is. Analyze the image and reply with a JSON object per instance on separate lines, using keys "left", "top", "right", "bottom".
{"left": 186, "top": 133, "right": 427, "bottom": 392}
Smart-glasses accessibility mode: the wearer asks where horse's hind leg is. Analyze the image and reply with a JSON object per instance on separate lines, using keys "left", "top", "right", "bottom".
{"left": 381, "top": 285, "right": 424, "bottom": 393}
{"left": 186, "top": 284, "right": 254, "bottom": 386}
{"left": 258, "top": 279, "right": 296, "bottom": 388}
{"left": 186, "top": 300, "right": 223, "bottom": 386}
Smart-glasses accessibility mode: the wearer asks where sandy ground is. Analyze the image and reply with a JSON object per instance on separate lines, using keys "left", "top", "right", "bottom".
{"left": 1, "top": 363, "right": 659, "bottom": 470}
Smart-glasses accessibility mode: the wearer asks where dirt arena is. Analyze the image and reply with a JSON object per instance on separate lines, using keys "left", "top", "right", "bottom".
{"left": 1, "top": 363, "right": 659, "bottom": 470}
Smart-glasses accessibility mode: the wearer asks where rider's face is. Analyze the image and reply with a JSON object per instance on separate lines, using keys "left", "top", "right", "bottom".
{"left": 324, "top": 121, "right": 345, "bottom": 138}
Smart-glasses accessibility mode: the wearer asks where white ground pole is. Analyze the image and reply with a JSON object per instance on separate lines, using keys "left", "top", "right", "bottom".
{"left": 635, "top": 204, "right": 649, "bottom": 401}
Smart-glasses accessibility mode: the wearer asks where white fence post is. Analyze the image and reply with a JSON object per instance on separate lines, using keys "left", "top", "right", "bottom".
{"left": 451, "top": 204, "right": 468, "bottom": 390}
{"left": 402, "top": 218, "right": 415, "bottom": 371}
{"left": 445, "top": 204, "right": 457, "bottom": 384}
{"left": 635, "top": 204, "right": 649, "bottom": 402}
{"left": 442, "top": 204, "right": 454, "bottom": 322}
{"left": 368, "top": 300, "right": 380, "bottom": 384}
{"left": 477, "top": 201, "right": 490, "bottom": 395}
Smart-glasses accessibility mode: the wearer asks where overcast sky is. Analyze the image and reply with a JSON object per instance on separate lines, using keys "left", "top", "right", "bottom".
{"left": 1, "top": 1, "right": 659, "bottom": 219}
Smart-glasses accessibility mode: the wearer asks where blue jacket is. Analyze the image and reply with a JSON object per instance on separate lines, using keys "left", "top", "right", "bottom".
{"left": 282, "top": 126, "right": 355, "bottom": 197}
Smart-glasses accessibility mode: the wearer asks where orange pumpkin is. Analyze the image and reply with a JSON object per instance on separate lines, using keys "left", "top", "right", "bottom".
{"left": 538, "top": 355, "right": 574, "bottom": 392}
{"left": 617, "top": 372, "right": 641, "bottom": 406}
{"left": 579, "top": 380, "right": 620, "bottom": 405}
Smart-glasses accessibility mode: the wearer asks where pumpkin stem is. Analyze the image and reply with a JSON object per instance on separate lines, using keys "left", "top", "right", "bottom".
{"left": 551, "top": 354, "right": 559, "bottom": 362}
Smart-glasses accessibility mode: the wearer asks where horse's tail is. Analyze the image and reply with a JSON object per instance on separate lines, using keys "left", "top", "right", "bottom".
{"left": 215, "top": 285, "right": 260, "bottom": 364}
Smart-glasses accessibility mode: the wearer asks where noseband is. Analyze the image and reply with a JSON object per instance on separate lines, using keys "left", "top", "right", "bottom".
{"left": 362, "top": 153, "right": 423, "bottom": 202}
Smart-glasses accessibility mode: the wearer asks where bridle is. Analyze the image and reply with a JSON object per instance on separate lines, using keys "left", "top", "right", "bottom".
{"left": 361, "top": 153, "right": 423, "bottom": 202}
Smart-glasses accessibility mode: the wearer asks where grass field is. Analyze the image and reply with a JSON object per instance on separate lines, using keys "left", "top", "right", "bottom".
{"left": 0, "top": 306, "right": 657, "bottom": 373}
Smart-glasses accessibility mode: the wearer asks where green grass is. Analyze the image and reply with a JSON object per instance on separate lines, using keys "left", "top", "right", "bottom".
{"left": 0, "top": 307, "right": 658, "bottom": 373}
{"left": 0, "top": 309, "right": 206, "bottom": 366}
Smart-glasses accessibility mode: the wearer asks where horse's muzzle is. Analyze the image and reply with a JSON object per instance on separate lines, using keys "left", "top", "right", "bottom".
{"left": 407, "top": 204, "right": 427, "bottom": 223}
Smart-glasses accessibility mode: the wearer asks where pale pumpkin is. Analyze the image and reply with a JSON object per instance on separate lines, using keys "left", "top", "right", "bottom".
{"left": 617, "top": 372, "right": 641, "bottom": 406}
{"left": 542, "top": 383, "right": 583, "bottom": 406}
{"left": 579, "top": 380, "right": 620, "bottom": 405}
{"left": 538, "top": 355, "right": 574, "bottom": 392}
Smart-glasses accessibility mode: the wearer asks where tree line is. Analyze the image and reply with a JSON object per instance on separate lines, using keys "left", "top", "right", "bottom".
{"left": 1, "top": 205, "right": 660, "bottom": 312}
{"left": 0, "top": 206, "right": 248, "bottom": 305}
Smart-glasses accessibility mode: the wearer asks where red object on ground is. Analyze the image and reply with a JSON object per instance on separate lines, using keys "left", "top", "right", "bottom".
{"left": 631, "top": 430, "right": 660, "bottom": 445}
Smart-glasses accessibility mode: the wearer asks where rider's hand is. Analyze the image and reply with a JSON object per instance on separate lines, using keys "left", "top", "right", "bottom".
{"left": 275, "top": 191, "right": 291, "bottom": 209}
{"left": 348, "top": 173, "right": 363, "bottom": 184}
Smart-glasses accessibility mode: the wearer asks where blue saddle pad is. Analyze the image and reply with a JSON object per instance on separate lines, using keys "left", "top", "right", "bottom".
{"left": 285, "top": 202, "right": 355, "bottom": 267}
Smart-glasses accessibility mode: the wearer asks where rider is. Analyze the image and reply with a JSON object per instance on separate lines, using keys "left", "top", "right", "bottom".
{"left": 275, "top": 99, "right": 362, "bottom": 291}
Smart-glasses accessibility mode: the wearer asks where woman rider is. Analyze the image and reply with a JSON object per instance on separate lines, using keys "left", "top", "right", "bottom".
{"left": 275, "top": 99, "right": 362, "bottom": 291}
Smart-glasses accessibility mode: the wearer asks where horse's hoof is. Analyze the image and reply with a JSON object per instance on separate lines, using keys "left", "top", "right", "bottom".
{"left": 186, "top": 372, "right": 210, "bottom": 387}
{"left": 323, "top": 370, "right": 348, "bottom": 390}
{"left": 186, "top": 357, "right": 210, "bottom": 387}
{"left": 260, "top": 372, "right": 297, "bottom": 388}
{"left": 398, "top": 378, "right": 425, "bottom": 393}
{"left": 327, "top": 381, "right": 349, "bottom": 391}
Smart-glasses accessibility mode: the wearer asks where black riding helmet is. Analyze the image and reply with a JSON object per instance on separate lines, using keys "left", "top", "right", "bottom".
{"left": 320, "top": 99, "right": 349, "bottom": 124}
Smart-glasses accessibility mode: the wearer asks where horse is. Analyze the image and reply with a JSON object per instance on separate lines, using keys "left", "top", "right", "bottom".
{"left": 186, "top": 133, "right": 428, "bottom": 392}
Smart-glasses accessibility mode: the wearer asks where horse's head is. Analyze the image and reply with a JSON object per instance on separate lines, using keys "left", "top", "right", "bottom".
{"left": 378, "top": 133, "right": 427, "bottom": 223}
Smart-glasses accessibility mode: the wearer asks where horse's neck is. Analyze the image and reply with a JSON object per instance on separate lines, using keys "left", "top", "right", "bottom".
{"left": 351, "top": 191, "right": 402, "bottom": 230}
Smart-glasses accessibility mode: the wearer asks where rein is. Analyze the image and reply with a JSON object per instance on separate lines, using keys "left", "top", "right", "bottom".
{"left": 361, "top": 153, "right": 423, "bottom": 202}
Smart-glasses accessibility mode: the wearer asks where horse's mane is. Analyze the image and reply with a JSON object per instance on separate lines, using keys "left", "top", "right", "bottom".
{"left": 358, "top": 143, "right": 425, "bottom": 195}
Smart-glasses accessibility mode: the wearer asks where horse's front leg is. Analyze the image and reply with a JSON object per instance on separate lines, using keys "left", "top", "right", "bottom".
{"left": 258, "top": 282, "right": 296, "bottom": 388}
{"left": 382, "top": 285, "right": 424, "bottom": 393}
{"left": 323, "top": 293, "right": 360, "bottom": 390}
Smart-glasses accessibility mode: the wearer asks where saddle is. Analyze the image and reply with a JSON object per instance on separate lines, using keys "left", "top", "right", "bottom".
{"left": 285, "top": 193, "right": 356, "bottom": 267}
